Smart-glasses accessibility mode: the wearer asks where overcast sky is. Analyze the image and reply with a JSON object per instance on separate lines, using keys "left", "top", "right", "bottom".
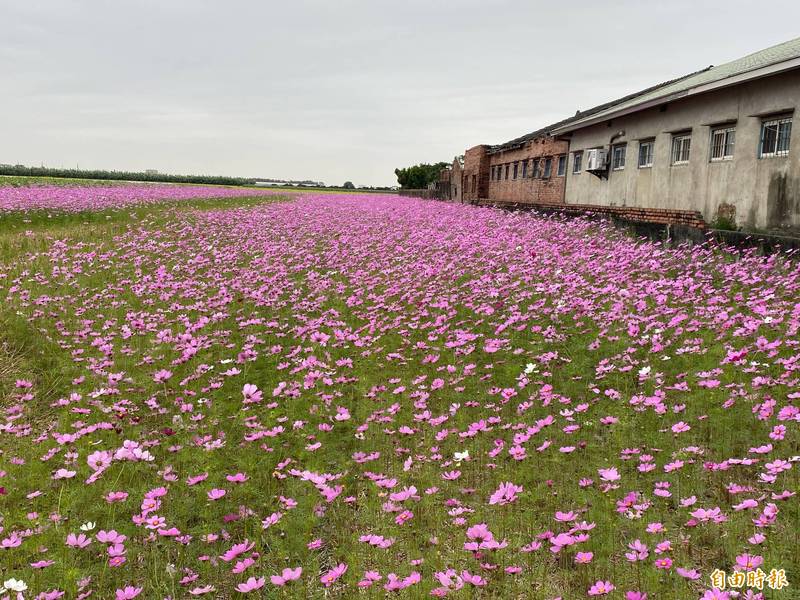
{"left": 3, "top": 1, "right": 800, "bottom": 187}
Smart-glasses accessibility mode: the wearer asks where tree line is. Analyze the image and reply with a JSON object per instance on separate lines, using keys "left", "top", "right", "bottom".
{"left": 394, "top": 162, "right": 450, "bottom": 189}
{"left": 0, "top": 164, "right": 254, "bottom": 186}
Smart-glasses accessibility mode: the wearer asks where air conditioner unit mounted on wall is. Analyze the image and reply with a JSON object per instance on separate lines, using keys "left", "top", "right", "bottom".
{"left": 585, "top": 148, "right": 607, "bottom": 171}
{"left": 585, "top": 148, "right": 609, "bottom": 180}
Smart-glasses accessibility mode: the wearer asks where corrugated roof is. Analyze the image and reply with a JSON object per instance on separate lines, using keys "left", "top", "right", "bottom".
{"left": 553, "top": 36, "right": 800, "bottom": 133}
{"left": 487, "top": 67, "right": 709, "bottom": 153}
{"left": 488, "top": 36, "right": 800, "bottom": 150}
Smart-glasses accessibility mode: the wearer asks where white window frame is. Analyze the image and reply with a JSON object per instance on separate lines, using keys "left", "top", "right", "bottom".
{"left": 710, "top": 126, "right": 735, "bottom": 162}
{"left": 611, "top": 143, "right": 626, "bottom": 171}
{"left": 671, "top": 133, "right": 691, "bottom": 165}
{"left": 759, "top": 116, "right": 792, "bottom": 158}
{"left": 638, "top": 139, "right": 654, "bottom": 168}
{"left": 572, "top": 151, "right": 582, "bottom": 174}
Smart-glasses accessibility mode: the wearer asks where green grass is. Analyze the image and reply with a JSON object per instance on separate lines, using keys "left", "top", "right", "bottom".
{"left": 0, "top": 193, "right": 797, "bottom": 599}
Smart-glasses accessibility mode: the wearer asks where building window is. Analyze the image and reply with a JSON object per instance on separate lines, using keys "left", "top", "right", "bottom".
{"left": 638, "top": 139, "right": 654, "bottom": 168}
{"left": 572, "top": 152, "right": 582, "bottom": 174}
{"left": 504, "top": 164, "right": 509, "bottom": 180}
{"left": 471, "top": 175, "right": 476, "bottom": 193}
{"left": 532, "top": 159, "right": 540, "bottom": 178}
{"left": 522, "top": 160, "right": 528, "bottom": 178}
{"left": 513, "top": 162, "right": 519, "bottom": 179}
{"left": 671, "top": 133, "right": 691, "bottom": 165}
{"left": 557, "top": 155, "right": 567, "bottom": 176}
{"left": 611, "top": 144, "right": 626, "bottom": 170}
{"left": 759, "top": 116, "right": 792, "bottom": 158}
{"left": 710, "top": 126, "right": 735, "bottom": 161}
{"left": 542, "top": 157, "right": 552, "bottom": 178}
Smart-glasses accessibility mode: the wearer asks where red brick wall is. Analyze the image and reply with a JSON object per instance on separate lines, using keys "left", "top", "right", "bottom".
{"left": 487, "top": 137, "right": 569, "bottom": 204}
{"left": 463, "top": 145, "right": 490, "bottom": 203}
{"left": 481, "top": 198, "right": 707, "bottom": 229}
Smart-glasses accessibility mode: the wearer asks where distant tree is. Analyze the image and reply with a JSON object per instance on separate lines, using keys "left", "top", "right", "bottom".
{"left": 394, "top": 162, "right": 448, "bottom": 189}
{"left": 342, "top": 181, "right": 356, "bottom": 189}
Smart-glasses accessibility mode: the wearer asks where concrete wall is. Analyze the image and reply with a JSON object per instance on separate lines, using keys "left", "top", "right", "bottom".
{"left": 487, "top": 137, "right": 569, "bottom": 204}
{"left": 451, "top": 158, "right": 463, "bottom": 202}
{"left": 564, "top": 70, "right": 800, "bottom": 232}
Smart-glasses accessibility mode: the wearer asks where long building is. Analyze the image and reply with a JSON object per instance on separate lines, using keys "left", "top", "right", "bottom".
{"left": 458, "top": 37, "right": 800, "bottom": 232}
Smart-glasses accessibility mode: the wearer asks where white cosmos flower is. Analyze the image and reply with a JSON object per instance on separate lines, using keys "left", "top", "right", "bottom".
{"left": 524, "top": 363, "right": 535, "bottom": 374}
{"left": 454, "top": 451, "right": 470, "bottom": 463}
{"left": 3, "top": 578, "right": 28, "bottom": 592}
{"left": 80, "top": 521, "right": 96, "bottom": 531}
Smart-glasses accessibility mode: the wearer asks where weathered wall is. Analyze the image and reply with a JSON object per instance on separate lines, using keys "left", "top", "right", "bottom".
{"left": 487, "top": 137, "right": 569, "bottom": 204}
{"left": 564, "top": 70, "right": 800, "bottom": 232}
{"left": 451, "top": 158, "right": 463, "bottom": 202}
{"left": 463, "top": 145, "right": 490, "bottom": 203}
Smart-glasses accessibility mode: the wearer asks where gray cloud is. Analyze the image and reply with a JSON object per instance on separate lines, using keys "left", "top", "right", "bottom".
{"left": 2, "top": 0, "right": 799, "bottom": 186}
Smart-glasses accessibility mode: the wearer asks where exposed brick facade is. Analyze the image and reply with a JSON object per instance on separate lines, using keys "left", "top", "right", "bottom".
{"left": 487, "top": 137, "right": 569, "bottom": 204}
{"left": 481, "top": 198, "right": 707, "bottom": 229}
{"left": 463, "top": 145, "right": 490, "bottom": 203}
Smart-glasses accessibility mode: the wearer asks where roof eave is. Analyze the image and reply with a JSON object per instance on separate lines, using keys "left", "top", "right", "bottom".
{"left": 552, "top": 57, "right": 800, "bottom": 135}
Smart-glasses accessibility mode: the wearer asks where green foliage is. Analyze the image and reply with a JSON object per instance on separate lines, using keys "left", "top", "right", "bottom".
{"left": 0, "top": 165, "right": 251, "bottom": 187}
{"left": 710, "top": 214, "right": 738, "bottom": 231}
{"left": 394, "top": 162, "right": 449, "bottom": 189}
{"left": 342, "top": 181, "right": 356, "bottom": 189}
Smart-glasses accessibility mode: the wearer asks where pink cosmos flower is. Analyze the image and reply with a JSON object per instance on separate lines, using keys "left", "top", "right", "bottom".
{"left": 701, "top": 590, "right": 730, "bottom": 600}
{"left": 588, "top": 580, "right": 615, "bottom": 596}
{"left": 31, "top": 559, "right": 55, "bottom": 568}
{"left": 188, "top": 585, "right": 215, "bottom": 595}
{"left": 66, "top": 533, "right": 92, "bottom": 548}
{"left": 488, "top": 481, "right": 522, "bottom": 505}
{"left": 53, "top": 469, "right": 76, "bottom": 480}
{"left": 320, "top": 563, "right": 347, "bottom": 587}
{"left": 105, "top": 491, "right": 129, "bottom": 503}
{"left": 625, "top": 539, "right": 649, "bottom": 561}
{"left": 597, "top": 467, "right": 620, "bottom": 482}
{"left": 153, "top": 369, "right": 172, "bottom": 383}
{"left": 671, "top": 421, "right": 691, "bottom": 434}
{"left": 207, "top": 488, "right": 226, "bottom": 500}
{"left": 676, "top": 567, "right": 701, "bottom": 580}
{"left": 734, "top": 553, "right": 763, "bottom": 571}
{"left": 270, "top": 567, "right": 302, "bottom": 586}
{"left": 575, "top": 551, "right": 593, "bottom": 564}
{"left": 115, "top": 586, "right": 142, "bottom": 599}
{"left": 242, "top": 384, "right": 262, "bottom": 404}
{"left": 358, "top": 570, "right": 383, "bottom": 588}
{"left": 235, "top": 577, "right": 265, "bottom": 593}
{"left": 654, "top": 557, "right": 672, "bottom": 569}
{"left": 96, "top": 530, "right": 126, "bottom": 544}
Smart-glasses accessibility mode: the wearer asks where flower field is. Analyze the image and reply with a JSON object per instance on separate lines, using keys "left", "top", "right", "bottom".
{"left": 0, "top": 184, "right": 277, "bottom": 213}
{"left": 0, "top": 190, "right": 797, "bottom": 599}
